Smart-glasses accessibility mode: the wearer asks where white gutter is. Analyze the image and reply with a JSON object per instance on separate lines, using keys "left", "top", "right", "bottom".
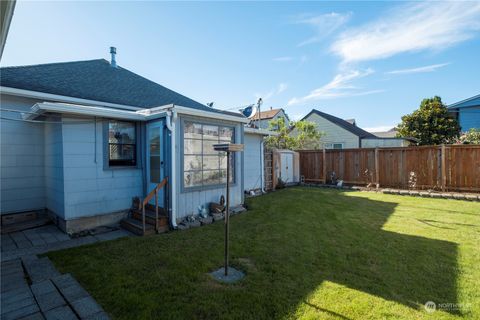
{"left": 1, "top": 86, "right": 142, "bottom": 111}
{"left": 24, "top": 102, "right": 147, "bottom": 121}
{"left": 260, "top": 140, "right": 265, "bottom": 193}
{"left": 147, "top": 104, "right": 249, "bottom": 124}
{"left": 165, "top": 109, "right": 178, "bottom": 228}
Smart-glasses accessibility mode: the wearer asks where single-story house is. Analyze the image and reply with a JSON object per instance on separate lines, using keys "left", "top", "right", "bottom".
{"left": 252, "top": 107, "right": 290, "bottom": 130}
{"left": 448, "top": 94, "right": 480, "bottom": 131}
{"left": 0, "top": 52, "right": 270, "bottom": 233}
{"left": 291, "top": 109, "right": 414, "bottom": 149}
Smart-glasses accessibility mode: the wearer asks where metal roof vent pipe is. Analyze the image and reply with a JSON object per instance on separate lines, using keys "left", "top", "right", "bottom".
{"left": 110, "top": 46, "right": 117, "bottom": 68}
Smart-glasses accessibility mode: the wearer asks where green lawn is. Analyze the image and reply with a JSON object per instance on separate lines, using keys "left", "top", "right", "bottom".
{"left": 47, "top": 188, "right": 480, "bottom": 320}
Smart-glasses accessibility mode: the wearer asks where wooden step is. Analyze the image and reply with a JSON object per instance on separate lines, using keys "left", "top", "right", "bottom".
{"left": 1, "top": 215, "right": 52, "bottom": 234}
{"left": 120, "top": 218, "right": 156, "bottom": 236}
{"left": 131, "top": 209, "right": 168, "bottom": 227}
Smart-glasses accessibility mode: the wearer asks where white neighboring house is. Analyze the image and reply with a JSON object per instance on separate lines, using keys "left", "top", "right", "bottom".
{"left": 251, "top": 107, "right": 290, "bottom": 130}
{"left": 291, "top": 109, "right": 414, "bottom": 149}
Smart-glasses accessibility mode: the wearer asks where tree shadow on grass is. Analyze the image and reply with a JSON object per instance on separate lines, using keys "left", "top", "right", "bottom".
{"left": 235, "top": 188, "right": 460, "bottom": 318}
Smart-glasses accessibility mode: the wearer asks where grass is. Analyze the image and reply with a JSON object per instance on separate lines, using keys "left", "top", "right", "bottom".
{"left": 47, "top": 187, "right": 480, "bottom": 319}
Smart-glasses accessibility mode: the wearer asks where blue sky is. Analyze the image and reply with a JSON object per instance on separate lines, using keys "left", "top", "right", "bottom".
{"left": 2, "top": 1, "right": 480, "bottom": 131}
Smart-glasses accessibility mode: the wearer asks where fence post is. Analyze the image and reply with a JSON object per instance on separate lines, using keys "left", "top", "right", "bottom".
{"left": 322, "top": 148, "right": 327, "bottom": 184}
{"left": 441, "top": 144, "right": 446, "bottom": 192}
{"left": 375, "top": 148, "right": 380, "bottom": 188}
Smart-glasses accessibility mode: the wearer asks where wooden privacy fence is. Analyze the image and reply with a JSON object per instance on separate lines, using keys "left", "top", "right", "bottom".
{"left": 298, "top": 145, "right": 480, "bottom": 192}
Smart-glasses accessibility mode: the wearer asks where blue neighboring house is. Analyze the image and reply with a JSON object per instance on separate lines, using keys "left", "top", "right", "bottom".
{"left": 0, "top": 50, "right": 270, "bottom": 234}
{"left": 448, "top": 94, "right": 480, "bottom": 131}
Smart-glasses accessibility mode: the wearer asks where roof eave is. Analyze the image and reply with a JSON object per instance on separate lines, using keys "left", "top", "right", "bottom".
{"left": 25, "top": 102, "right": 148, "bottom": 121}
{"left": 448, "top": 93, "right": 480, "bottom": 109}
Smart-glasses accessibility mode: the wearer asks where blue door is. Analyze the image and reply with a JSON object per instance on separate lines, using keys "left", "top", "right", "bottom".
{"left": 146, "top": 120, "right": 165, "bottom": 207}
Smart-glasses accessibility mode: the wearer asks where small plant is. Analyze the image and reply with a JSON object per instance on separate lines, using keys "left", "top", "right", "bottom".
{"left": 276, "top": 177, "right": 286, "bottom": 189}
{"left": 456, "top": 128, "right": 480, "bottom": 145}
{"left": 408, "top": 171, "right": 417, "bottom": 190}
{"left": 330, "top": 171, "right": 338, "bottom": 185}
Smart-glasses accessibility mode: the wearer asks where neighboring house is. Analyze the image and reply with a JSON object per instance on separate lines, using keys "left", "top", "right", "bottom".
{"left": 448, "top": 94, "right": 480, "bottom": 131}
{"left": 251, "top": 107, "right": 290, "bottom": 129}
{"left": 0, "top": 51, "right": 268, "bottom": 233}
{"left": 291, "top": 109, "right": 413, "bottom": 149}
{"left": 366, "top": 128, "right": 415, "bottom": 148}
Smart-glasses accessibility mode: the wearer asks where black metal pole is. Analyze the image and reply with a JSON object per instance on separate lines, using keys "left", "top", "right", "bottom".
{"left": 224, "top": 151, "right": 230, "bottom": 276}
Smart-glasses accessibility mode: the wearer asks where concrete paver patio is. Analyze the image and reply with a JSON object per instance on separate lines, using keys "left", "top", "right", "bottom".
{"left": 1, "top": 224, "right": 133, "bottom": 319}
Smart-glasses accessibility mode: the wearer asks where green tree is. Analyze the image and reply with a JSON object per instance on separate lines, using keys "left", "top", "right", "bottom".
{"left": 264, "top": 117, "right": 296, "bottom": 149}
{"left": 396, "top": 96, "right": 460, "bottom": 145}
{"left": 292, "top": 120, "right": 323, "bottom": 150}
{"left": 264, "top": 118, "right": 323, "bottom": 150}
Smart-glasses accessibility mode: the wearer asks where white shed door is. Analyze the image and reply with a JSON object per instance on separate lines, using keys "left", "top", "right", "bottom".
{"left": 280, "top": 153, "right": 294, "bottom": 183}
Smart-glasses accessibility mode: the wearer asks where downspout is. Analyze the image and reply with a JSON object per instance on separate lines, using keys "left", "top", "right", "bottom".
{"left": 260, "top": 139, "right": 265, "bottom": 193}
{"left": 165, "top": 109, "right": 178, "bottom": 228}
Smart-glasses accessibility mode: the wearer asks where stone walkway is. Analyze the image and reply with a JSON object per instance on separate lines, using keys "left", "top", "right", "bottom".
{"left": 2, "top": 256, "right": 108, "bottom": 320}
{"left": 1, "top": 224, "right": 133, "bottom": 319}
{"left": 2, "top": 225, "right": 131, "bottom": 262}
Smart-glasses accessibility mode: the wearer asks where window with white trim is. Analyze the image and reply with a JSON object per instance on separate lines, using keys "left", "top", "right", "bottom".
{"left": 183, "top": 121, "right": 234, "bottom": 188}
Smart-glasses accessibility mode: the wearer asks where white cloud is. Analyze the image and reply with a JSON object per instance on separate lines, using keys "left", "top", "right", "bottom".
{"left": 331, "top": 2, "right": 480, "bottom": 63}
{"left": 386, "top": 63, "right": 450, "bottom": 75}
{"left": 277, "top": 83, "right": 288, "bottom": 94}
{"left": 295, "top": 12, "right": 352, "bottom": 47}
{"left": 273, "top": 56, "right": 293, "bottom": 62}
{"left": 255, "top": 83, "right": 289, "bottom": 102}
{"left": 287, "top": 69, "right": 381, "bottom": 105}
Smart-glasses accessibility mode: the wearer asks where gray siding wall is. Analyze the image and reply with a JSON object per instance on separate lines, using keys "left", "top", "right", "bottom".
{"left": 44, "top": 118, "right": 65, "bottom": 218}
{"left": 244, "top": 133, "right": 263, "bottom": 191}
{"left": 1, "top": 95, "right": 45, "bottom": 214}
{"left": 361, "top": 138, "right": 411, "bottom": 148}
{"left": 291, "top": 112, "right": 360, "bottom": 148}
{"left": 61, "top": 117, "right": 143, "bottom": 220}
{"left": 175, "top": 115, "right": 243, "bottom": 220}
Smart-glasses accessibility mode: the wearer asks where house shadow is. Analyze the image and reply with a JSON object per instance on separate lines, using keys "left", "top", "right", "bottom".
{"left": 237, "top": 188, "right": 460, "bottom": 318}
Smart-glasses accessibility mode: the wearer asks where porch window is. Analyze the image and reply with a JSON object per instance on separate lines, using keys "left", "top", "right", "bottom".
{"left": 183, "top": 121, "right": 234, "bottom": 189}
{"left": 108, "top": 121, "right": 137, "bottom": 166}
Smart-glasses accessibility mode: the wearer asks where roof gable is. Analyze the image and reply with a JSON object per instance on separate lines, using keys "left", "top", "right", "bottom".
{"left": 0, "top": 59, "right": 240, "bottom": 117}
{"left": 301, "top": 109, "right": 376, "bottom": 138}
{"left": 258, "top": 108, "right": 282, "bottom": 120}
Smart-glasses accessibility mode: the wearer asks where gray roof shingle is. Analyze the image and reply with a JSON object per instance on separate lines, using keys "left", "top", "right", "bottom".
{"left": 0, "top": 59, "right": 243, "bottom": 117}
{"left": 301, "top": 109, "right": 376, "bottom": 138}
